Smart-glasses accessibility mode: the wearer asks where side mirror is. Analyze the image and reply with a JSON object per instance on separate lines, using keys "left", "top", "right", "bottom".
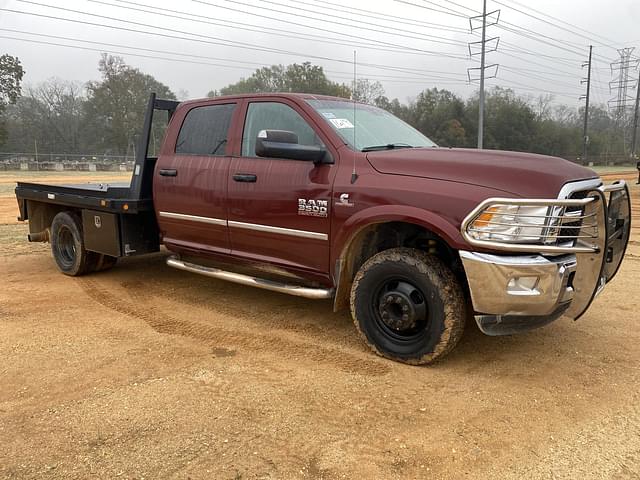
{"left": 255, "top": 129, "right": 329, "bottom": 163}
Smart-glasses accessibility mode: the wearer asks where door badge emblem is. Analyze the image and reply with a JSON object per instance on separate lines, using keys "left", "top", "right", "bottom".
{"left": 337, "top": 193, "right": 354, "bottom": 207}
{"left": 298, "top": 198, "right": 328, "bottom": 217}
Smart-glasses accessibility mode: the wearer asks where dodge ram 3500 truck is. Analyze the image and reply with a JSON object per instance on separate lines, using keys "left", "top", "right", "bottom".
{"left": 15, "top": 93, "right": 631, "bottom": 364}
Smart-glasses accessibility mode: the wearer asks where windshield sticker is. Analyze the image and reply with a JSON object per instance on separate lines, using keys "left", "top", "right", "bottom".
{"left": 329, "top": 118, "right": 354, "bottom": 129}
{"left": 321, "top": 112, "right": 336, "bottom": 119}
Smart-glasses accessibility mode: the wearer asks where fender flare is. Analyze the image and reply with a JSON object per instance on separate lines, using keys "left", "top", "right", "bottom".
{"left": 331, "top": 205, "right": 464, "bottom": 311}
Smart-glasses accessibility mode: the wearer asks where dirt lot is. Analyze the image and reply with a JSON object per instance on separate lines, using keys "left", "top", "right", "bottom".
{"left": 1, "top": 171, "right": 639, "bottom": 479}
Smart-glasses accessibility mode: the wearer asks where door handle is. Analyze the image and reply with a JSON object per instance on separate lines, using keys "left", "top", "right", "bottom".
{"left": 158, "top": 169, "right": 177, "bottom": 177}
{"left": 233, "top": 173, "right": 257, "bottom": 183}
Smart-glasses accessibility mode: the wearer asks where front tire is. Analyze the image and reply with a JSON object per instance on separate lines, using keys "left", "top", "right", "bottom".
{"left": 350, "top": 247, "right": 466, "bottom": 365}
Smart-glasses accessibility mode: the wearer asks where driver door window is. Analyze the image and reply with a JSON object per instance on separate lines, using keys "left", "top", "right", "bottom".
{"left": 241, "top": 102, "right": 324, "bottom": 157}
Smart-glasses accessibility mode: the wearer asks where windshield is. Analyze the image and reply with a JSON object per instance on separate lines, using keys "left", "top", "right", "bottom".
{"left": 306, "top": 99, "right": 437, "bottom": 151}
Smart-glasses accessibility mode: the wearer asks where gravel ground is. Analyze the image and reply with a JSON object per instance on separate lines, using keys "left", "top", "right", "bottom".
{"left": 0, "top": 172, "right": 639, "bottom": 479}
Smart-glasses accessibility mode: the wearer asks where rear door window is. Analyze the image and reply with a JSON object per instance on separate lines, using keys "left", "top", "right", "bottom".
{"left": 176, "top": 103, "right": 236, "bottom": 156}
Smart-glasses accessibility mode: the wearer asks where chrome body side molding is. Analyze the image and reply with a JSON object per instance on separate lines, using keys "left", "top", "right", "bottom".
{"left": 159, "top": 211, "right": 226, "bottom": 226}
{"left": 159, "top": 211, "right": 328, "bottom": 241}
{"left": 228, "top": 220, "right": 328, "bottom": 241}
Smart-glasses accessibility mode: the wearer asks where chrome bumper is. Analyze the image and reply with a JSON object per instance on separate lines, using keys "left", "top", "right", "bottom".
{"left": 460, "top": 180, "right": 631, "bottom": 336}
{"left": 460, "top": 251, "right": 577, "bottom": 317}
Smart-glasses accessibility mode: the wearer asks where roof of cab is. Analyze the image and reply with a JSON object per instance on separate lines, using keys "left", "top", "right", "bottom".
{"left": 177, "top": 92, "right": 353, "bottom": 107}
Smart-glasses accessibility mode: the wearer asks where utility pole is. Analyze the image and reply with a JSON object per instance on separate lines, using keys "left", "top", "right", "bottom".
{"left": 580, "top": 45, "right": 593, "bottom": 164}
{"left": 478, "top": 0, "right": 487, "bottom": 149}
{"left": 467, "top": 2, "right": 500, "bottom": 149}
{"left": 631, "top": 66, "right": 640, "bottom": 158}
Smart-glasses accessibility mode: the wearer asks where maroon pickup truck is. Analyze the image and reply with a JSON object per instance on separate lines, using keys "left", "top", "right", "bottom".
{"left": 15, "top": 93, "right": 632, "bottom": 364}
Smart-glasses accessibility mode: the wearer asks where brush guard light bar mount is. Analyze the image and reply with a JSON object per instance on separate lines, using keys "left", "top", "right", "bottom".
{"left": 459, "top": 180, "right": 631, "bottom": 332}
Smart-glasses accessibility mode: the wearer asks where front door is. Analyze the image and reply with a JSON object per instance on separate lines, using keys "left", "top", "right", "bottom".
{"left": 227, "top": 100, "right": 336, "bottom": 274}
{"left": 154, "top": 102, "right": 237, "bottom": 255}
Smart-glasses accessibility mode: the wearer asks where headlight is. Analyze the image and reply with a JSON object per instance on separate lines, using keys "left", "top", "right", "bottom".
{"left": 467, "top": 204, "right": 553, "bottom": 244}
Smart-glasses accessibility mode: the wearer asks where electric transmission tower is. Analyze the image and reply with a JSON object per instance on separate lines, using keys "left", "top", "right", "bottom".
{"left": 608, "top": 48, "right": 639, "bottom": 155}
{"left": 608, "top": 48, "right": 639, "bottom": 119}
{"left": 467, "top": 1, "right": 500, "bottom": 149}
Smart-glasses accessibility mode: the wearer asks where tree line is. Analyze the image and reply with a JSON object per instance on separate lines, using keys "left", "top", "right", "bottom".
{"left": 0, "top": 53, "right": 634, "bottom": 163}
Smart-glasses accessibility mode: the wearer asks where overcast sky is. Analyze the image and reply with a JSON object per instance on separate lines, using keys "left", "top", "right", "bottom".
{"left": 1, "top": 0, "right": 639, "bottom": 107}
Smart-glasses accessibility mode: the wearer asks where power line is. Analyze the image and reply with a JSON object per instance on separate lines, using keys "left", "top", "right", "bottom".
{"left": 0, "top": 33, "right": 471, "bottom": 88}
{"left": 1, "top": 27, "right": 470, "bottom": 82}
{"left": 190, "top": 0, "right": 471, "bottom": 50}
{"left": 399, "top": 0, "right": 592, "bottom": 69}
{"left": 493, "top": 0, "right": 621, "bottom": 52}
{"left": 99, "top": 0, "right": 419, "bottom": 55}
{"left": 14, "top": 0, "right": 469, "bottom": 59}
{"left": 290, "top": 0, "right": 469, "bottom": 33}
{"left": 394, "top": 0, "right": 468, "bottom": 19}
{"left": 1, "top": 5, "right": 473, "bottom": 78}
{"left": 426, "top": 0, "right": 619, "bottom": 67}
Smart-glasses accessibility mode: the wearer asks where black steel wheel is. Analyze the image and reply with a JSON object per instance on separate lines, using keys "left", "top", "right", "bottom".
{"left": 350, "top": 247, "right": 466, "bottom": 365}
{"left": 373, "top": 278, "right": 429, "bottom": 341}
{"left": 50, "top": 211, "right": 93, "bottom": 276}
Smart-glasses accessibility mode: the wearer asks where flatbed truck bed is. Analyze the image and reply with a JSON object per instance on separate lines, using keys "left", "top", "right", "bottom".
{"left": 15, "top": 94, "right": 179, "bottom": 259}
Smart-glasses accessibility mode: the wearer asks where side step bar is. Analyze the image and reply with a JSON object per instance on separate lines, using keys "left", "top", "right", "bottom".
{"left": 166, "top": 256, "right": 334, "bottom": 300}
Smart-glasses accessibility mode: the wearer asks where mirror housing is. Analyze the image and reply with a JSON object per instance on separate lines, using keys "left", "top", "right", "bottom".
{"left": 255, "top": 129, "right": 330, "bottom": 164}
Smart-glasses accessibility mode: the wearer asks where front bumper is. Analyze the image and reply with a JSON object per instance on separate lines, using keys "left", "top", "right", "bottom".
{"left": 460, "top": 180, "right": 631, "bottom": 336}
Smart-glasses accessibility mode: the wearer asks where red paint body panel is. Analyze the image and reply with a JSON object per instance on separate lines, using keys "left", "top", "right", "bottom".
{"left": 152, "top": 93, "right": 600, "bottom": 288}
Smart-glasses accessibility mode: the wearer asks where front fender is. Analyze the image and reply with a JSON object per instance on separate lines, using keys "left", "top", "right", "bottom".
{"left": 330, "top": 205, "right": 464, "bottom": 312}
{"left": 333, "top": 204, "right": 464, "bottom": 265}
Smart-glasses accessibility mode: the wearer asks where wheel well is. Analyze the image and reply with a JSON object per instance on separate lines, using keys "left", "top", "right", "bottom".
{"left": 334, "top": 222, "right": 467, "bottom": 311}
{"left": 25, "top": 201, "right": 80, "bottom": 238}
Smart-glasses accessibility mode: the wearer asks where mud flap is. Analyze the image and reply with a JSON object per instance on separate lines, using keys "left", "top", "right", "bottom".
{"left": 603, "top": 181, "right": 632, "bottom": 283}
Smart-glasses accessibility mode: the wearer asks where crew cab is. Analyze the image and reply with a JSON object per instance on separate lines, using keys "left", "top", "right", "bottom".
{"left": 15, "top": 93, "right": 632, "bottom": 364}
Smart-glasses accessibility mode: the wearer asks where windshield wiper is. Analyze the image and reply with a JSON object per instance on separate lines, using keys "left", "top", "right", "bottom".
{"left": 361, "top": 143, "right": 414, "bottom": 152}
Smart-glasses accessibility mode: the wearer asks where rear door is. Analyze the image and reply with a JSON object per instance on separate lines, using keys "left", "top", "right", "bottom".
{"left": 154, "top": 102, "right": 237, "bottom": 254}
{"left": 227, "top": 99, "right": 337, "bottom": 274}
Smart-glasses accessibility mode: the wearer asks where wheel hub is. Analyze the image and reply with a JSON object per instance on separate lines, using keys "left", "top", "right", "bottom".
{"left": 379, "top": 293, "right": 415, "bottom": 330}
{"left": 377, "top": 280, "right": 426, "bottom": 333}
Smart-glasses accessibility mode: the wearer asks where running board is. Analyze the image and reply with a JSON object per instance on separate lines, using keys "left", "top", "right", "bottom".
{"left": 166, "top": 256, "right": 334, "bottom": 300}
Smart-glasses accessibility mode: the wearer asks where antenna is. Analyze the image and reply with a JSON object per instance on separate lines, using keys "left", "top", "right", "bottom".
{"left": 351, "top": 49, "right": 358, "bottom": 184}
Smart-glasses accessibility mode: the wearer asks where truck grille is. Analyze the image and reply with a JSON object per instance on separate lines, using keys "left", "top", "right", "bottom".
{"left": 552, "top": 189, "right": 598, "bottom": 247}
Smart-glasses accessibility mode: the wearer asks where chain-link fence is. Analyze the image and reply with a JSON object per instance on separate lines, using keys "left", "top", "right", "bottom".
{"left": 0, "top": 152, "right": 135, "bottom": 172}
{"left": 566, "top": 153, "right": 638, "bottom": 168}
{"left": 1, "top": 151, "right": 637, "bottom": 172}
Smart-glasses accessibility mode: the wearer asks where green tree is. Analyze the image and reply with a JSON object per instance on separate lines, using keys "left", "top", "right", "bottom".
{"left": 84, "top": 54, "right": 176, "bottom": 154}
{"left": 0, "top": 54, "right": 25, "bottom": 146}
{"left": 407, "top": 88, "right": 469, "bottom": 147}
{"left": 466, "top": 87, "right": 537, "bottom": 152}
{"left": 5, "top": 79, "right": 86, "bottom": 154}
{"left": 374, "top": 96, "right": 411, "bottom": 122}
{"left": 353, "top": 79, "right": 385, "bottom": 105}
{"left": 214, "top": 62, "right": 350, "bottom": 98}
